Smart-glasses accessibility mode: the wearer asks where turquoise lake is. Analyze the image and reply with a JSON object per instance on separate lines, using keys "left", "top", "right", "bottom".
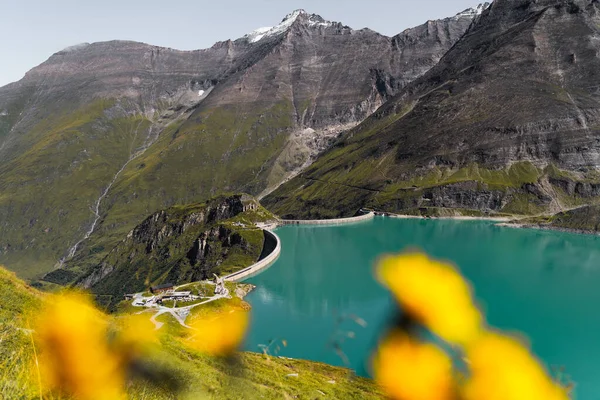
{"left": 243, "top": 217, "right": 600, "bottom": 400}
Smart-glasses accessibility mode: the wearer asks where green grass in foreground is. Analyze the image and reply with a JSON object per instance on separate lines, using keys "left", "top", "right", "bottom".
{"left": 0, "top": 266, "right": 383, "bottom": 399}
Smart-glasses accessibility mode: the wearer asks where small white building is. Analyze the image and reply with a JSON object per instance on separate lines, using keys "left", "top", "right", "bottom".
{"left": 169, "top": 291, "right": 192, "bottom": 298}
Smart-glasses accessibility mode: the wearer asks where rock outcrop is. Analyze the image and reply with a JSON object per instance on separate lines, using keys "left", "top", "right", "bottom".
{"left": 63, "top": 195, "right": 272, "bottom": 297}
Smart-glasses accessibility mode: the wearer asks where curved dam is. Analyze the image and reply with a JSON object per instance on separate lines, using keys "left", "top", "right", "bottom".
{"left": 224, "top": 230, "right": 282, "bottom": 282}
{"left": 279, "top": 211, "right": 374, "bottom": 226}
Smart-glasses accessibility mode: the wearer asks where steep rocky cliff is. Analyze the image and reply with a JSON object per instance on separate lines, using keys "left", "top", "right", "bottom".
{"left": 0, "top": 8, "right": 480, "bottom": 278}
{"left": 265, "top": 0, "right": 600, "bottom": 219}
{"left": 65, "top": 195, "right": 274, "bottom": 297}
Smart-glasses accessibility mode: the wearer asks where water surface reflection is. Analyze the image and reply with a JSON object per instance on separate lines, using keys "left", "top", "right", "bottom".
{"left": 245, "top": 218, "right": 600, "bottom": 399}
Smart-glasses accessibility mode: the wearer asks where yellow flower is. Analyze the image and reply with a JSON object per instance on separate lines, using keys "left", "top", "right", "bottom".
{"left": 373, "top": 331, "right": 455, "bottom": 400}
{"left": 111, "top": 314, "right": 159, "bottom": 362}
{"left": 35, "top": 292, "right": 125, "bottom": 400}
{"left": 378, "top": 253, "right": 482, "bottom": 345}
{"left": 463, "top": 333, "right": 568, "bottom": 400}
{"left": 184, "top": 308, "right": 249, "bottom": 355}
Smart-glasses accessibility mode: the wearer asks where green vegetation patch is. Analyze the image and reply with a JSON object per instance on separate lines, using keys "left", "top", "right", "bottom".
{"left": 0, "top": 98, "right": 151, "bottom": 279}
{"left": 0, "top": 266, "right": 42, "bottom": 398}
{"left": 267, "top": 161, "right": 548, "bottom": 219}
{"left": 391, "top": 162, "right": 542, "bottom": 191}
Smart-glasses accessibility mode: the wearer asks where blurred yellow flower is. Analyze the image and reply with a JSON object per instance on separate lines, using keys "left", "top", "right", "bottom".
{"left": 373, "top": 330, "right": 454, "bottom": 400}
{"left": 463, "top": 332, "right": 568, "bottom": 400}
{"left": 112, "top": 314, "right": 159, "bottom": 362}
{"left": 378, "top": 253, "right": 482, "bottom": 345}
{"left": 184, "top": 308, "right": 249, "bottom": 355}
{"left": 35, "top": 292, "right": 125, "bottom": 400}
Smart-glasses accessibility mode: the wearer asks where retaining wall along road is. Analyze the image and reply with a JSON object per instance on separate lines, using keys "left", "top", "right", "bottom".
{"left": 224, "top": 230, "right": 281, "bottom": 282}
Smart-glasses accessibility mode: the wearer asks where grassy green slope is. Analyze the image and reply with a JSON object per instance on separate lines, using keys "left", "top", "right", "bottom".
{"left": 264, "top": 140, "right": 555, "bottom": 219}
{"left": 0, "top": 92, "right": 297, "bottom": 282}
{"left": 265, "top": 108, "right": 600, "bottom": 219}
{"left": 0, "top": 266, "right": 382, "bottom": 399}
{"left": 0, "top": 267, "right": 42, "bottom": 398}
{"left": 70, "top": 101, "right": 294, "bottom": 275}
{"left": 0, "top": 86, "right": 37, "bottom": 148}
{"left": 0, "top": 99, "right": 151, "bottom": 278}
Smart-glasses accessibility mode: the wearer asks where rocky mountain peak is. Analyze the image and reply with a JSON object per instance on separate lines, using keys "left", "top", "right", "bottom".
{"left": 453, "top": 2, "right": 492, "bottom": 19}
{"left": 242, "top": 9, "right": 342, "bottom": 43}
{"left": 281, "top": 9, "right": 307, "bottom": 23}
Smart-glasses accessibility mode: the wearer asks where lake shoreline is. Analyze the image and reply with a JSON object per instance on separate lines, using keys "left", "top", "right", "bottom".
{"left": 387, "top": 213, "right": 600, "bottom": 236}
{"left": 496, "top": 222, "right": 600, "bottom": 236}
{"left": 388, "top": 214, "right": 512, "bottom": 222}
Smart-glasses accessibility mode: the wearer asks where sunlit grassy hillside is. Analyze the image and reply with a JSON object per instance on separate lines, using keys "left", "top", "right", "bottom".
{"left": 0, "top": 265, "right": 382, "bottom": 399}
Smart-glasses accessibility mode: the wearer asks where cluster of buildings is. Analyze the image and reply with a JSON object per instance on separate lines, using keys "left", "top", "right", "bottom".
{"left": 125, "top": 282, "right": 201, "bottom": 307}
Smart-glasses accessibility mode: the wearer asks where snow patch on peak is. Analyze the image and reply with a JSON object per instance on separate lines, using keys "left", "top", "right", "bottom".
{"left": 245, "top": 26, "right": 273, "bottom": 43}
{"left": 244, "top": 9, "right": 304, "bottom": 43}
{"left": 243, "top": 9, "right": 334, "bottom": 44}
{"left": 307, "top": 13, "right": 334, "bottom": 28}
{"left": 60, "top": 43, "right": 90, "bottom": 53}
{"left": 454, "top": 2, "right": 491, "bottom": 19}
{"left": 281, "top": 9, "right": 306, "bottom": 24}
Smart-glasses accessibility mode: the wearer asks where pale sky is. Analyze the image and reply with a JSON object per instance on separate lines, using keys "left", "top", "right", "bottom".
{"left": 0, "top": 0, "right": 480, "bottom": 87}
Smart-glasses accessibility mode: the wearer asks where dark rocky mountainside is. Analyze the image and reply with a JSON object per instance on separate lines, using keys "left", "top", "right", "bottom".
{"left": 69, "top": 194, "right": 274, "bottom": 298}
{"left": 265, "top": 0, "right": 600, "bottom": 219}
{"left": 539, "top": 205, "right": 600, "bottom": 233}
{"left": 0, "top": 8, "right": 481, "bottom": 279}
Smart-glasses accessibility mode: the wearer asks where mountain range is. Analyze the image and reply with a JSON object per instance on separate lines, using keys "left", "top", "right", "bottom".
{"left": 4, "top": 0, "right": 600, "bottom": 287}
{"left": 0, "top": 6, "right": 483, "bottom": 280}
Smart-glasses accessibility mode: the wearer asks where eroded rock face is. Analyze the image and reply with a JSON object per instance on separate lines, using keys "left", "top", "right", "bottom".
{"left": 424, "top": 182, "right": 511, "bottom": 210}
{"left": 265, "top": 0, "right": 600, "bottom": 218}
{"left": 381, "top": 0, "right": 600, "bottom": 172}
